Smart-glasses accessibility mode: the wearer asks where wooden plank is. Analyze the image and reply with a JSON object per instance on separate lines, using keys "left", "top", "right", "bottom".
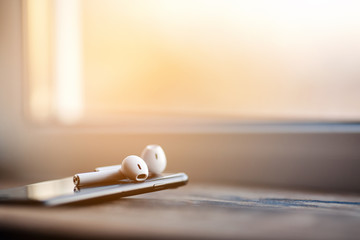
{"left": 0, "top": 184, "right": 359, "bottom": 239}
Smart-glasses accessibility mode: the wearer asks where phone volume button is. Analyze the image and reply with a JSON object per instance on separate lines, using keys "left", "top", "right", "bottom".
{"left": 153, "top": 183, "right": 166, "bottom": 190}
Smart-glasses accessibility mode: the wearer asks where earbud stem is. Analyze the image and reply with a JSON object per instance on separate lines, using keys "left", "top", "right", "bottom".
{"left": 73, "top": 168, "right": 125, "bottom": 186}
{"left": 95, "top": 164, "right": 122, "bottom": 172}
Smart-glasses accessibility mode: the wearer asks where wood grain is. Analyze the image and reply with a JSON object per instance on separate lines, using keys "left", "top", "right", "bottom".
{"left": 0, "top": 184, "right": 359, "bottom": 239}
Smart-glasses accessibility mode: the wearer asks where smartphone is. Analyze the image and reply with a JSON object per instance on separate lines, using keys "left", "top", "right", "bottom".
{"left": 0, "top": 173, "right": 188, "bottom": 206}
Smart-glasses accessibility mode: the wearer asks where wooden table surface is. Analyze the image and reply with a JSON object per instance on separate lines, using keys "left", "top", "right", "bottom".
{"left": 0, "top": 183, "right": 359, "bottom": 239}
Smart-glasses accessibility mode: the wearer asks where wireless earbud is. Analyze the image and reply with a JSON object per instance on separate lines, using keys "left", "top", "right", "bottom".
{"left": 75, "top": 145, "right": 167, "bottom": 186}
{"left": 95, "top": 145, "right": 167, "bottom": 175}
{"left": 73, "top": 155, "right": 148, "bottom": 186}
{"left": 141, "top": 144, "right": 167, "bottom": 175}
{"left": 121, "top": 155, "right": 149, "bottom": 181}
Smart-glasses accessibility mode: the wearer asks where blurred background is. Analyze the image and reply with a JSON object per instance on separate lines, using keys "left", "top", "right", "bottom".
{"left": 1, "top": 0, "right": 360, "bottom": 191}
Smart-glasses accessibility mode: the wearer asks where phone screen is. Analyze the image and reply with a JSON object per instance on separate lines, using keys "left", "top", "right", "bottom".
{"left": 0, "top": 173, "right": 188, "bottom": 206}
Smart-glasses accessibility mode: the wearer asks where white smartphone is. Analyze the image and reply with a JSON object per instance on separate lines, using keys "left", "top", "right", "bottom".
{"left": 0, "top": 173, "right": 188, "bottom": 206}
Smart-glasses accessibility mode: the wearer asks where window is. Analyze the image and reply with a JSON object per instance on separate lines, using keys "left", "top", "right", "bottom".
{"left": 24, "top": 0, "right": 360, "bottom": 128}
